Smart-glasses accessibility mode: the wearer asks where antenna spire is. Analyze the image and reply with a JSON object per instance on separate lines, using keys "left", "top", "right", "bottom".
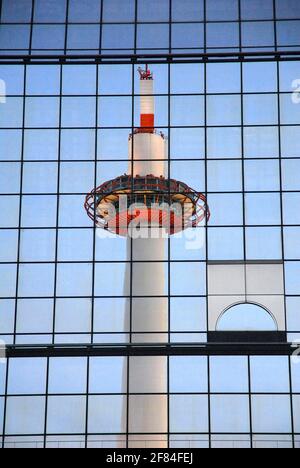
{"left": 138, "top": 65, "right": 153, "bottom": 80}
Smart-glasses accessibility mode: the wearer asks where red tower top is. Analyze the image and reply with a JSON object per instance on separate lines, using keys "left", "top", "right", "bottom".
{"left": 138, "top": 65, "right": 153, "bottom": 80}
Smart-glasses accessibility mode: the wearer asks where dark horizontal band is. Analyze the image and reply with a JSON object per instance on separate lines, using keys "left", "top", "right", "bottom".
{"left": 5, "top": 342, "right": 295, "bottom": 358}
{"left": 1, "top": 50, "right": 300, "bottom": 65}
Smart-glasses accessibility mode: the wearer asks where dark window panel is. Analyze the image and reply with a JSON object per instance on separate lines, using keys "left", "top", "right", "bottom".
{"left": 101, "top": 24, "right": 135, "bottom": 50}
{"left": 172, "top": 0, "right": 204, "bottom": 21}
{"left": 68, "top": 0, "right": 102, "bottom": 23}
{"left": 31, "top": 25, "right": 66, "bottom": 50}
{"left": 276, "top": 0, "right": 300, "bottom": 19}
{"left": 1, "top": 0, "right": 33, "bottom": 23}
{"left": 34, "top": 0, "right": 67, "bottom": 22}
{"left": 137, "top": 0, "right": 170, "bottom": 21}
{"left": 206, "top": 23, "right": 240, "bottom": 49}
{"left": 242, "top": 22, "right": 275, "bottom": 47}
{"left": 277, "top": 20, "right": 300, "bottom": 46}
{"left": 241, "top": 0, "right": 274, "bottom": 20}
{"left": 67, "top": 25, "right": 100, "bottom": 50}
{"left": 172, "top": 23, "right": 204, "bottom": 49}
{"left": 137, "top": 24, "right": 170, "bottom": 49}
{"left": 102, "top": 0, "right": 136, "bottom": 22}
{"left": 0, "top": 25, "right": 31, "bottom": 50}
{"left": 206, "top": 0, "right": 239, "bottom": 21}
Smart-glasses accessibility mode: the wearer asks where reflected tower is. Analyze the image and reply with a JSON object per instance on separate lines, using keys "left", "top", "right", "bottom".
{"left": 85, "top": 67, "right": 210, "bottom": 447}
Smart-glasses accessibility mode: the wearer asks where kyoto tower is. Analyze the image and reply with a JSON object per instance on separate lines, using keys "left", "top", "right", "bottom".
{"left": 85, "top": 67, "right": 210, "bottom": 447}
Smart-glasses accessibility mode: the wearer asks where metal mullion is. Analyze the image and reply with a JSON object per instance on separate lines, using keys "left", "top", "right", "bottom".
{"left": 91, "top": 62, "right": 99, "bottom": 346}
{"left": 13, "top": 65, "right": 28, "bottom": 346}
{"left": 276, "top": 55, "right": 296, "bottom": 447}
{"left": 239, "top": 0, "right": 247, "bottom": 266}
{"left": 273, "top": 0, "right": 278, "bottom": 53}
{"left": 43, "top": 356, "right": 50, "bottom": 448}
{"left": 167, "top": 0, "right": 172, "bottom": 448}
{"left": 289, "top": 356, "right": 296, "bottom": 448}
{"left": 204, "top": 0, "right": 212, "bottom": 448}
{"left": 248, "top": 355, "right": 253, "bottom": 448}
{"left": 1, "top": 358, "right": 10, "bottom": 448}
{"left": 64, "top": 0, "right": 70, "bottom": 55}
{"left": 42, "top": 61, "right": 62, "bottom": 447}
{"left": 28, "top": 0, "right": 35, "bottom": 54}
{"left": 84, "top": 355, "right": 90, "bottom": 448}
{"left": 207, "top": 355, "right": 212, "bottom": 448}
{"left": 126, "top": 3, "right": 138, "bottom": 440}
{"left": 86, "top": 49, "right": 100, "bottom": 451}
{"left": 99, "top": 0, "right": 104, "bottom": 53}
{"left": 51, "top": 64, "right": 63, "bottom": 345}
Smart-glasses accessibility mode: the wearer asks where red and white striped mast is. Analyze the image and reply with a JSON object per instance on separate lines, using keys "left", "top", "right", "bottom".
{"left": 138, "top": 65, "right": 155, "bottom": 133}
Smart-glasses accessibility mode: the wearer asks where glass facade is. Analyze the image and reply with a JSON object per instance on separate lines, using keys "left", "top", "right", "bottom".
{"left": 0, "top": 0, "right": 300, "bottom": 449}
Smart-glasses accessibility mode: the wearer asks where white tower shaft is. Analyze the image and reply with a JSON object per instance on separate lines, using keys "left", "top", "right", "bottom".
{"left": 124, "top": 69, "right": 168, "bottom": 447}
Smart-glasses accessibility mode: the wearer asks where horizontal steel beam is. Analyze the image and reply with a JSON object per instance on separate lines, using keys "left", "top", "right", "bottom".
{"left": 0, "top": 51, "right": 300, "bottom": 65}
{"left": 5, "top": 342, "right": 296, "bottom": 358}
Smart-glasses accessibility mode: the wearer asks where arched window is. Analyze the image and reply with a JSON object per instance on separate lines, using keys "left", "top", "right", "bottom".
{"left": 216, "top": 303, "right": 278, "bottom": 332}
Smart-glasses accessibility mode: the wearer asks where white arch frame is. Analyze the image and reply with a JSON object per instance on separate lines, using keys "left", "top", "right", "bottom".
{"left": 216, "top": 301, "right": 279, "bottom": 332}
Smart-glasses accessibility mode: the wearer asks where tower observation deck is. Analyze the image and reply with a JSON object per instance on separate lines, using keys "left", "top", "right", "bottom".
{"left": 85, "top": 66, "right": 210, "bottom": 235}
